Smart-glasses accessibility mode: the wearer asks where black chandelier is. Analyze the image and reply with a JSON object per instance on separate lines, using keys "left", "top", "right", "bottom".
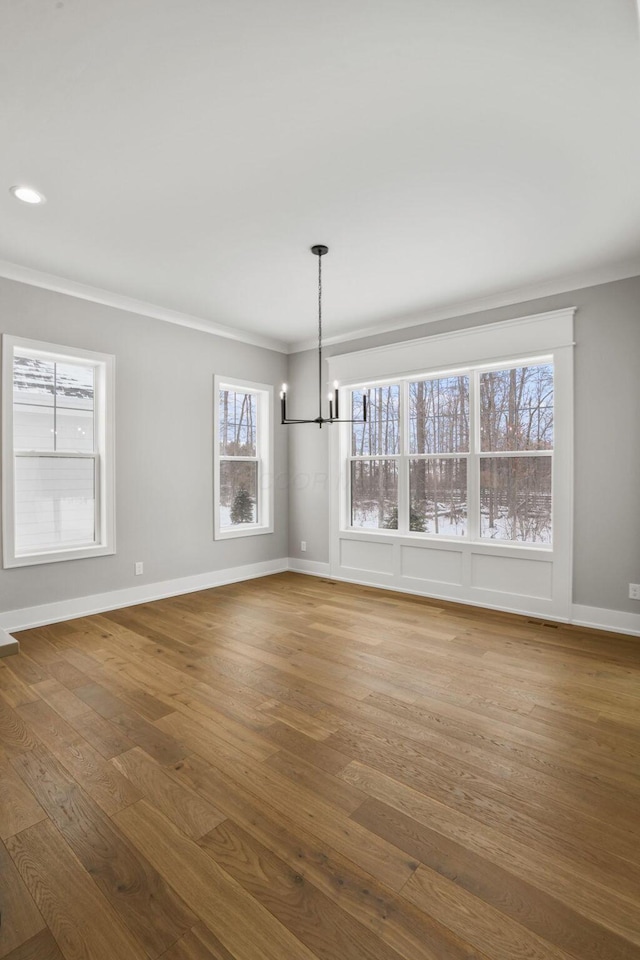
{"left": 280, "top": 245, "right": 368, "bottom": 428}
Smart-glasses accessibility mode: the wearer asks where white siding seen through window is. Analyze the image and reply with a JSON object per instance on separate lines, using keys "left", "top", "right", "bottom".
{"left": 2, "top": 336, "right": 115, "bottom": 567}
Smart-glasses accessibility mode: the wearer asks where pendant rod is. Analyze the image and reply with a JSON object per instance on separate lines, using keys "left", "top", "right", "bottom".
{"left": 318, "top": 248, "right": 323, "bottom": 422}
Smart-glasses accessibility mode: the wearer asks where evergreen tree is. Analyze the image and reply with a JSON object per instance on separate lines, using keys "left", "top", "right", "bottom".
{"left": 382, "top": 506, "right": 426, "bottom": 532}
{"left": 231, "top": 488, "right": 255, "bottom": 523}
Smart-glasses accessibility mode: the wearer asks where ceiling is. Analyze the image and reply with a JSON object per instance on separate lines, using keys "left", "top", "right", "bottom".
{"left": 2, "top": 0, "right": 640, "bottom": 352}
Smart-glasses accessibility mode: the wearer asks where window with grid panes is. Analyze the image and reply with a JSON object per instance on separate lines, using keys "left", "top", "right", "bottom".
{"left": 2, "top": 336, "right": 115, "bottom": 567}
{"left": 214, "top": 377, "right": 273, "bottom": 539}
{"left": 348, "top": 360, "right": 553, "bottom": 544}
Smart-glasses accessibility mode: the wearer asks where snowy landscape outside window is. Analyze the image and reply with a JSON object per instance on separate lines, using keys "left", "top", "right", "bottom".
{"left": 214, "top": 377, "right": 273, "bottom": 540}
{"left": 479, "top": 363, "right": 553, "bottom": 543}
{"left": 348, "top": 360, "right": 553, "bottom": 544}
{"left": 2, "top": 336, "right": 115, "bottom": 567}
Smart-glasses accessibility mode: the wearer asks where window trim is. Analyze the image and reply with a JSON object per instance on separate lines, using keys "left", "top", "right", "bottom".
{"left": 213, "top": 375, "right": 274, "bottom": 540}
{"left": 2, "top": 335, "right": 116, "bottom": 568}
{"left": 326, "top": 308, "right": 574, "bottom": 621}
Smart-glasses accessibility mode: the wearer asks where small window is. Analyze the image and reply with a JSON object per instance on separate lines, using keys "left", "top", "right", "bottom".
{"left": 2, "top": 336, "right": 115, "bottom": 567}
{"left": 214, "top": 377, "right": 273, "bottom": 539}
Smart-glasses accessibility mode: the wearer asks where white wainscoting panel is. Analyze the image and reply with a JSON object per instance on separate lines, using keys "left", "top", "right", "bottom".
{"left": 471, "top": 552, "right": 553, "bottom": 600}
{"left": 340, "top": 538, "right": 395, "bottom": 576}
{"left": 401, "top": 544, "right": 463, "bottom": 585}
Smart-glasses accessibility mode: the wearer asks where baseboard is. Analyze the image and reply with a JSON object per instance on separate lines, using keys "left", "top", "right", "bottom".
{"left": 288, "top": 557, "right": 332, "bottom": 577}
{"left": 286, "top": 564, "right": 640, "bottom": 638}
{"left": 2, "top": 558, "right": 637, "bottom": 639}
{"left": 0, "top": 558, "right": 289, "bottom": 633}
{"left": 0, "top": 627, "right": 20, "bottom": 657}
{"left": 570, "top": 604, "right": 640, "bottom": 637}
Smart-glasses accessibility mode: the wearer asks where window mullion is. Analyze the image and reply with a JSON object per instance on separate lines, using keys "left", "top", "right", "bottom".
{"left": 14, "top": 450, "right": 97, "bottom": 459}
{"left": 467, "top": 369, "right": 480, "bottom": 541}
{"left": 398, "top": 380, "right": 409, "bottom": 534}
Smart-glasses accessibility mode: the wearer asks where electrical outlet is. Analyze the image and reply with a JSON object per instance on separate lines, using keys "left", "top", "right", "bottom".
{"left": 629, "top": 583, "right": 640, "bottom": 600}
{"left": 300, "top": 541, "right": 307, "bottom": 552}
{"left": 135, "top": 561, "right": 144, "bottom": 576}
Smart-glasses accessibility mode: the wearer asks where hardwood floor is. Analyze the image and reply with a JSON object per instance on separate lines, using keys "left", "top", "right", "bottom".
{"left": 1, "top": 571, "right": 639, "bottom": 960}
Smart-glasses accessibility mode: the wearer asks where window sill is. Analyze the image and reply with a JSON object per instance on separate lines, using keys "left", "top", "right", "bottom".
{"left": 215, "top": 524, "right": 274, "bottom": 541}
{"left": 340, "top": 527, "right": 553, "bottom": 552}
{"left": 4, "top": 543, "right": 115, "bottom": 568}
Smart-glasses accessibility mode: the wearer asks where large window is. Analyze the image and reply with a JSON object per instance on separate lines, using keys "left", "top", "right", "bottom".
{"left": 214, "top": 376, "right": 273, "bottom": 539}
{"left": 348, "top": 359, "right": 553, "bottom": 544}
{"left": 2, "top": 336, "right": 115, "bottom": 567}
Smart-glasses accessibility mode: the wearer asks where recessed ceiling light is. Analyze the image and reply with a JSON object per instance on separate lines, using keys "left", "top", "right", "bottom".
{"left": 10, "top": 185, "right": 46, "bottom": 204}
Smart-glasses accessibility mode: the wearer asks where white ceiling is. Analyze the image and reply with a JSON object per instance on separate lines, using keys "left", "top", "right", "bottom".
{"left": 2, "top": 0, "right": 640, "bottom": 352}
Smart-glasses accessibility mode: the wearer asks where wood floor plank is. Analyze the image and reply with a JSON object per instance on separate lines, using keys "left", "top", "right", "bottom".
{"left": 0, "top": 701, "right": 39, "bottom": 760}
{"left": 158, "top": 700, "right": 278, "bottom": 763}
{"left": 259, "top": 700, "right": 340, "bottom": 740}
{"left": 71, "top": 710, "right": 136, "bottom": 759}
{"left": 261, "top": 720, "right": 352, "bottom": 774}
{"left": 158, "top": 923, "right": 236, "bottom": 960}
{"left": 0, "top": 762, "right": 47, "bottom": 840}
{"left": 11, "top": 748, "right": 196, "bottom": 957}
{"left": 32, "top": 676, "right": 136, "bottom": 758}
{"left": 43, "top": 659, "right": 90, "bottom": 690}
{"left": 0, "top": 663, "right": 40, "bottom": 710}
{"left": 326, "top": 708, "right": 640, "bottom": 892}
{"left": 113, "top": 799, "right": 322, "bottom": 960}
{"left": 6, "top": 819, "right": 148, "bottom": 960}
{"left": 402, "top": 863, "right": 577, "bottom": 960}
{"left": 201, "top": 819, "right": 408, "bottom": 960}
{"left": 354, "top": 796, "right": 639, "bottom": 960}
{"left": 1, "top": 928, "right": 64, "bottom": 960}
{"left": 16, "top": 699, "right": 140, "bottom": 815}
{"left": 111, "top": 746, "right": 226, "bottom": 839}
{"left": 2, "top": 652, "right": 46, "bottom": 687}
{"left": 340, "top": 759, "right": 640, "bottom": 945}
{"left": 156, "top": 716, "right": 418, "bottom": 893}
{"left": 32, "top": 678, "right": 95, "bottom": 723}
{"left": 176, "top": 756, "right": 483, "bottom": 960}
{"left": 73, "top": 682, "right": 187, "bottom": 764}
{"left": 265, "top": 748, "right": 366, "bottom": 814}
{"left": 0, "top": 840, "right": 45, "bottom": 958}
{"left": 5, "top": 572, "right": 639, "bottom": 960}
{"left": 361, "top": 690, "right": 640, "bottom": 824}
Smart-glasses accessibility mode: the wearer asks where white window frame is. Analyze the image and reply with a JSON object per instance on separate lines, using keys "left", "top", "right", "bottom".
{"left": 2, "top": 335, "right": 115, "bottom": 568}
{"left": 346, "top": 356, "right": 554, "bottom": 546}
{"left": 213, "top": 375, "right": 274, "bottom": 540}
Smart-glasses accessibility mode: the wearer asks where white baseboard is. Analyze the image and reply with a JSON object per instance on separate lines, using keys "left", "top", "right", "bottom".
{"left": 571, "top": 604, "right": 640, "bottom": 637}
{"left": 0, "top": 627, "right": 20, "bottom": 657}
{"left": 288, "top": 557, "right": 332, "bottom": 578}
{"left": 289, "top": 565, "right": 640, "bottom": 638}
{"left": 0, "top": 558, "right": 289, "bottom": 634}
{"left": 1, "top": 558, "right": 637, "bottom": 640}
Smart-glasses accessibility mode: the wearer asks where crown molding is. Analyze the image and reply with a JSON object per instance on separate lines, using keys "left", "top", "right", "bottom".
{"left": 287, "top": 257, "right": 640, "bottom": 353}
{"left": 3, "top": 255, "right": 639, "bottom": 357}
{"left": 0, "top": 259, "right": 287, "bottom": 354}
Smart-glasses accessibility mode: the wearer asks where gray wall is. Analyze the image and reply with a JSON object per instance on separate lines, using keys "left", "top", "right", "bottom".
{"left": 287, "top": 275, "right": 640, "bottom": 615}
{"left": 0, "top": 277, "right": 288, "bottom": 614}
{"left": 2, "top": 272, "right": 639, "bottom": 619}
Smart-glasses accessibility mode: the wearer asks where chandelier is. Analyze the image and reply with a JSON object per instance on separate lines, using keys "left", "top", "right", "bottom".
{"left": 280, "top": 245, "right": 368, "bottom": 428}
